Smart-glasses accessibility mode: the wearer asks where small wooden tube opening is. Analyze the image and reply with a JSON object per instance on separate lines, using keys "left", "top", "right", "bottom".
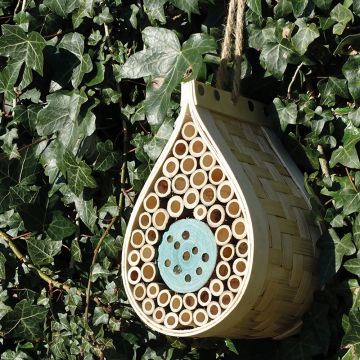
{"left": 128, "top": 266, "right": 142, "bottom": 285}
{"left": 145, "top": 227, "right": 159, "bottom": 245}
{"left": 189, "top": 137, "right": 206, "bottom": 158}
{"left": 207, "top": 301, "right": 222, "bottom": 320}
{"left": 141, "top": 262, "right": 157, "bottom": 283}
{"left": 207, "top": 205, "right": 225, "bottom": 228}
{"left": 131, "top": 230, "right": 145, "bottom": 249}
{"left": 216, "top": 261, "right": 231, "bottom": 281}
{"left": 146, "top": 283, "right": 163, "bottom": 299}
{"left": 193, "top": 204, "right": 207, "bottom": 221}
{"left": 233, "top": 258, "right": 248, "bottom": 276}
{"left": 197, "top": 287, "right": 212, "bottom": 307}
{"left": 164, "top": 312, "right": 179, "bottom": 329}
{"left": 180, "top": 155, "right": 197, "bottom": 175}
{"left": 190, "top": 169, "right": 208, "bottom": 189}
{"left": 209, "top": 279, "right": 224, "bottom": 297}
{"left": 227, "top": 275, "right": 242, "bottom": 293}
{"left": 236, "top": 239, "right": 249, "bottom": 258}
{"left": 200, "top": 184, "right": 217, "bottom": 206}
{"left": 193, "top": 309, "right": 209, "bottom": 327}
{"left": 219, "top": 291, "right": 234, "bottom": 309}
{"left": 184, "top": 188, "right": 200, "bottom": 209}
{"left": 143, "top": 192, "right": 160, "bottom": 213}
{"left": 154, "top": 177, "right": 171, "bottom": 198}
{"left": 153, "top": 307, "right": 166, "bottom": 324}
{"left": 128, "top": 249, "right": 141, "bottom": 266}
{"left": 173, "top": 139, "right": 189, "bottom": 159}
{"left": 133, "top": 283, "right": 147, "bottom": 301}
{"left": 220, "top": 243, "right": 235, "bottom": 261}
{"left": 183, "top": 293, "right": 197, "bottom": 310}
{"left": 172, "top": 174, "right": 190, "bottom": 195}
{"left": 140, "top": 244, "right": 156, "bottom": 262}
{"left": 200, "top": 151, "right": 216, "bottom": 171}
{"left": 209, "top": 165, "right": 225, "bottom": 185}
{"left": 142, "top": 298, "right": 155, "bottom": 316}
{"left": 226, "top": 199, "right": 241, "bottom": 218}
{"left": 232, "top": 218, "right": 247, "bottom": 239}
{"left": 157, "top": 289, "right": 171, "bottom": 307}
{"left": 179, "top": 309, "right": 193, "bottom": 326}
{"left": 182, "top": 121, "right": 197, "bottom": 141}
{"left": 170, "top": 294, "right": 183, "bottom": 313}
{"left": 215, "top": 225, "right": 232, "bottom": 245}
{"left": 152, "top": 209, "right": 169, "bottom": 230}
{"left": 138, "top": 212, "right": 151, "bottom": 230}
{"left": 167, "top": 195, "right": 184, "bottom": 218}
{"left": 217, "top": 181, "right": 234, "bottom": 203}
{"left": 163, "top": 157, "right": 179, "bottom": 178}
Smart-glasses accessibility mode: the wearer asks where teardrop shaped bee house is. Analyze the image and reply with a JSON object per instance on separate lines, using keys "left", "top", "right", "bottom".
{"left": 122, "top": 81, "right": 319, "bottom": 339}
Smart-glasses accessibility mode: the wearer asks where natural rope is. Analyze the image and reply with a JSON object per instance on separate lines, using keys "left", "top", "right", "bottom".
{"left": 216, "top": 0, "right": 246, "bottom": 102}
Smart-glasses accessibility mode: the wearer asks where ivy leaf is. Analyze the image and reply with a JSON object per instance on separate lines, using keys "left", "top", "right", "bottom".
{"left": 0, "top": 25, "right": 46, "bottom": 75}
{"left": 247, "top": 0, "right": 262, "bottom": 16}
{"left": 274, "top": 0, "right": 292, "bottom": 18}
{"left": 313, "top": 0, "right": 333, "bottom": 11}
{"left": 273, "top": 98, "right": 298, "bottom": 131}
{"left": 46, "top": 213, "right": 76, "bottom": 241}
{"left": 27, "top": 237, "right": 62, "bottom": 265}
{"left": 342, "top": 309, "right": 360, "bottom": 358}
{"left": 93, "top": 140, "right": 118, "bottom": 172}
{"left": 0, "top": 61, "right": 22, "bottom": 102}
{"left": 0, "top": 252, "right": 6, "bottom": 280}
{"left": 74, "top": 196, "right": 98, "bottom": 232}
{"left": 43, "top": 0, "right": 80, "bottom": 17}
{"left": 143, "top": 0, "right": 166, "bottom": 23}
{"left": 170, "top": 0, "right": 200, "bottom": 15}
{"left": 344, "top": 258, "right": 360, "bottom": 276}
{"left": 318, "top": 77, "right": 349, "bottom": 106}
{"left": 330, "top": 123, "right": 360, "bottom": 169}
{"left": 291, "top": 0, "right": 309, "bottom": 17}
{"left": 2, "top": 300, "right": 47, "bottom": 340}
{"left": 330, "top": 4, "right": 354, "bottom": 35}
{"left": 342, "top": 55, "right": 360, "bottom": 102}
{"left": 292, "top": 19, "right": 319, "bottom": 56}
{"left": 71, "top": 239, "right": 82, "bottom": 262}
{"left": 353, "top": 214, "right": 360, "bottom": 248}
{"left": 93, "top": 307, "right": 109, "bottom": 326}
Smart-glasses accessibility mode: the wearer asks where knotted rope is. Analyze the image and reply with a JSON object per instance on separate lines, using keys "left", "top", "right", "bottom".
{"left": 216, "top": 0, "right": 246, "bottom": 102}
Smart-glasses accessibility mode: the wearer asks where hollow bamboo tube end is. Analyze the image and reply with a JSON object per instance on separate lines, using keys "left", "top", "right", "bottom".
{"left": 190, "top": 169, "right": 208, "bottom": 190}
{"left": 197, "top": 287, "right": 212, "bottom": 307}
{"left": 180, "top": 155, "right": 197, "bottom": 175}
{"left": 183, "top": 293, "right": 197, "bottom": 310}
{"left": 142, "top": 298, "right": 155, "bottom": 316}
{"left": 193, "top": 204, "right": 207, "bottom": 221}
{"left": 131, "top": 229, "right": 145, "bottom": 248}
{"left": 216, "top": 261, "right": 231, "bottom": 281}
{"left": 154, "top": 177, "right": 171, "bottom": 198}
{"left": 128, "top": 249, "right": 141, "bottom": 266}
{"left": 189, "top": 137, "right": 206, "bottom": 158}
{"left": 207, "top": 301, "right": 222, "bottom": 320}
{"left": 200, "top": 184, "right": 216, "bottom": 206}
{"left": 209, "top": 165, "right": 225, "bottom": 185}
{"left": 128, "top": 266, "right": 142, "bottom": 285}
{"left": 145, "top": 227, "right": 159, "bottom": 245}
{"left": 209, "top": 278, "right": 224, "bottom": 297}
{"left": 193, "top": 309, "right": 209, "bottom": 327}
{"left": 138, "top": 213, "right": 151, "bottom": 230}
{"left": 152, "top": 208, "right": 169, "bottom": 230}
{"left": 173, "top": 140, "right": 189, "bottom": 159}
{"left": 207, "top": 204, "right": 225, "bottom": 228}
{"left": 172, "top": 174, "right": 190, "bottom": 195}
{"left": 219, "top": 291, "right": 234, "bottom": 309}
{"left": 217, "top": 180, "right": 234, "bottom": 203}
{"left": 164, "top": 312, "right": 179, "bottom": 329}
{"left": 215, "top": 225, "right": 232, "bottom": 246}
{"left": 184, "top": 188, "right": 200, "bottom": 209}
{"left": 133, "top": 283, "right": 147, "bottom": 301}
{"left": 153, "top": 307, "right": 166, "bottom": 324}
{"left": 163, "top": 157, "right": 180, "bottom": 178}
{"left": 232, "top": 217, "right": 247, "bottom": 239}
{"left": 140, "top": 244, "right": 156, "bottom": 262}
{"left": 181, "top": 121, "right": 198, "bottom": 141}
{"left": 227, "top": 275, "right": 242, "bottom": 293}
{"left": 179, "top": 309, "right": 193, "bottom": 326}
{"left": 236, "top": 239, "right": 249, "bottom": 258}
{"left": 233, "top": 258, "right": 248, "bottom": 277}
{"left": 157, "top": 289, "right": 171, "bottom": 308}
{"left": 170, "top": 294, "right": 183, "bottom": 313}
{"left": 144, "top": 192, "right": 160, "bottom": 213}
{"left": 220, "top": 243, "right": 235, "bottom": 261}
{"left": 200, "top": 151, "right": 216, "bottom": 171}
{"left": 141, "top": 262, "right": 157, "bottom": 283}
{"left": 226, "top": 199, "right": 241, "bottom": 218}
{"left": 167, "top": 195, "right": 184, "bottom": 218}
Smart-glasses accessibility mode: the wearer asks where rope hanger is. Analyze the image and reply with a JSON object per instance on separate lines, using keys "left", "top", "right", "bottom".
{"left": 216, "top": 0, "right": 246, "bottom": 102}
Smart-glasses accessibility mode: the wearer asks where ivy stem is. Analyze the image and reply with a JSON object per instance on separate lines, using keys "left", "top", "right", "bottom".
{"left": 287, "top": 62, "right": 304, "bottom": 99}
{"left": 345, "top": 167, "right": 358, "bottom": 192}
{"left": 317, "top": 145, "right": 330, "bottom": 178}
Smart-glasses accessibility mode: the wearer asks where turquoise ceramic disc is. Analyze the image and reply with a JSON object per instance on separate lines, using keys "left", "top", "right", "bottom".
{"left": 158, "top": 218, "right": 217, "bottom": 293}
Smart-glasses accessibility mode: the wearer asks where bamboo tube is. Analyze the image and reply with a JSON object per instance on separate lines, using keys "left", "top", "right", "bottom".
{"left": 142, "top": 298, "right": 155, "bottom": 316}
{"left": 131, "top": 229, "right": 146, "bottom": 249}
{"left": 220, "top": 243, "right": 235, "bottom": 261}
{"left": 199, "top": 151, "right": 216, "bottom": 171}
{"left": 216, "top": 261, "right": 231, "bottom": 281}
{"left": 173, "top": 139, "right": 188, "bottom": 159}
{"left": 143, "top": 192, "right": 160, "bottom": 213}
{"left": 170, "top": 294, "right": 183, "bottom": 313}
{"left": 219, "top": 291, "right": 234, "bottom": 309}
{"left": 197, "top": 287, "right": 212, "bottom": 307}
{"left": 145, "top": 227, "right": 159, "bottom": 245}
{"left": 183, "top": 188, "right": 200, "bottom": 209}
{"left": 154, "top": 177, "right": 171, "bottom": 198}
{"left": 172, "top": 174, "right": 190, "bottom": 195}
{"left": 193, "top": 309, "right": 209, "bottom": 327}
{"left": 179, "top": 309, "right": 193, "bottom": 326}
{"left": 236, "top": 239, "right": 249, "bottom": 258}
{"left": 227, "top": 275, "right": 242, "bottom": 293}
{"left": 183, "top": 293, "right": 197, "bottom": 310}
{"left": 167, "top": 195, "right": 184, "bottom": 218}
{"left": 180, "top": 155, "right": 197, "bottom": 175}
{"left": 133, "top": 283, "right": 147, "bottom": 301}
{"left": 128, "top": 249, "right": 141, "bottom": 266}
{"left": 157, "top": 289, "right": 171, "bottom": 307}
{"left": 153, "top": 307, "right": 166, "bottom": 324}
{"left": 217, "top": 181, "right": 234, "bottom": 203}
{"left": 181, "top": 121, "right": 197, "bottom": 141}
{"left": 152, "top": 208, "right": 169, "bottom": 230}
{"left": 209, "top": 279, "right": 224, "bottom": 297}
{"left": 193, "top": 204, "right": 207, "bottom": 221}
{"left": 190, "top": 169, "right": 208, "bottom": 189}
{"left": 128, "top": 266, "right": 142, "bottom": 285}
{"left": 163, "top": 157, "right": 180, "bottom": 178}
{"left": 200, "top": 184, "right": 217, "bottom": 206}
{"left": 140, "top": 244, "right": 156, "bottom": 262}
{"left": 209, "top": 165, "right": 225, "bottom": 185}
{"left": 146, "top": 283, "right": 164, "bottom": 299}
{"left": 189, "top": 137, "right": 206, "bottom": 158}
{"left": 215, "top": 225, "right": 232, "bottom": 246}
{"left": 233, "top": 258, "right": 248, "bottom": 276}
{"left": 207, "top": 204, "right": 225, "bottom": 228}
{"left": 138, "top": 213, "right": 151, "bottom": 230}
{"left": 141, "top": 262, "right": 157, "bottom": 283}
{"left": 164, "top": 312, "right": 179, "bottom": 329}
{"left": 207, "top": 301, "right": 222, "bottom": 320}
{"left": 226, "top": 199, "right": 241, "bottom": 218}
{"left": 232, "top": 218, "right": 247, "bottom": 239}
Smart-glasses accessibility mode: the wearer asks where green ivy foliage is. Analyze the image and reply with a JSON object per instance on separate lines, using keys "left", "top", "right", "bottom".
{"left": 0, "top": 0, "right": 360, "bottom": 359}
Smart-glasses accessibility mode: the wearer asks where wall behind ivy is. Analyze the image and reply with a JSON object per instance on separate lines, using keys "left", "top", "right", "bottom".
{"left": 0, "top": 0, "right": 359, "bottom": 359}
